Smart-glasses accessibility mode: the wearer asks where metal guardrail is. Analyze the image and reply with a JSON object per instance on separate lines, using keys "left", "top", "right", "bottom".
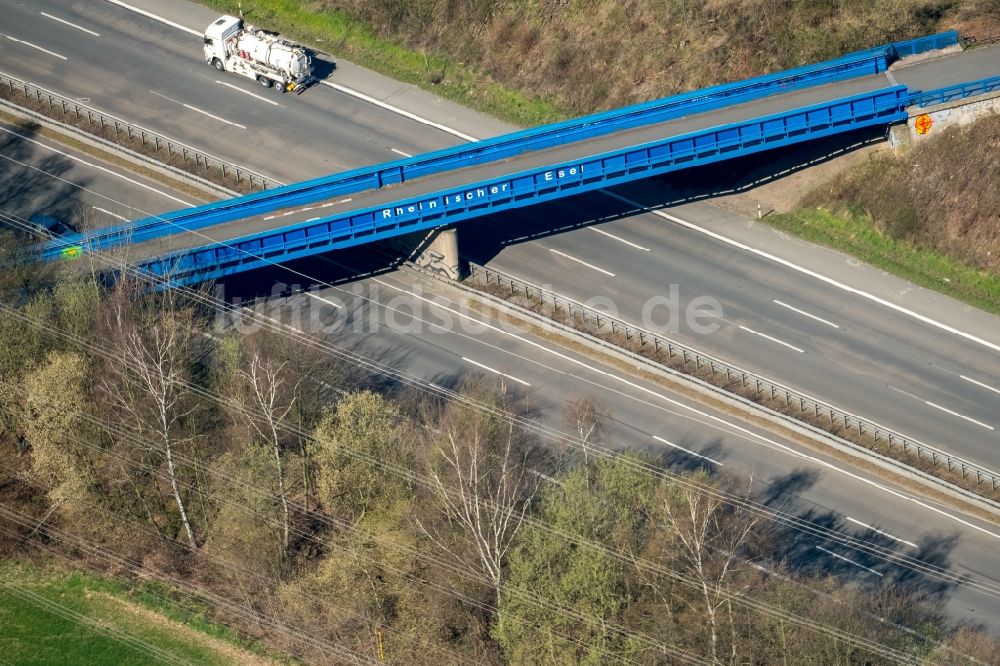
{"left": 0, "top": 71, "right": 282, "bottom": 194}
{"left": 909, "top": 75, "right": 1000, "bottom": 108}
{"left": 468, "top": 262, "right": 1000, "bottom": 493}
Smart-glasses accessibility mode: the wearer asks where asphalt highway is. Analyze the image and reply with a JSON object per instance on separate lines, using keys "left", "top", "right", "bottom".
{"left": 4, "top": 119, "right": 1000, "bottom": 632}
{"left": 469, "top": 183, "right": 1000, "bottom": 475}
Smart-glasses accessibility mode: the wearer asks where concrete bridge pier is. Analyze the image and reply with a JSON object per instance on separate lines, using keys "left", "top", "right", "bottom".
{"left": 412, "top": 226, "right": 463, "bottom": 280}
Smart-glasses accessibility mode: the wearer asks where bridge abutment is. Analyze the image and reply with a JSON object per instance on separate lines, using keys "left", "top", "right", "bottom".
{"left": 890, "top": 89, "right": 1000, "bottom": 154}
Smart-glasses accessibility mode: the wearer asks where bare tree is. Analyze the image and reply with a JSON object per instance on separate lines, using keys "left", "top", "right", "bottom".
{"left": 661, "top": 478, "right": 758, "bottom": 665}
{"left": 563, "top": 395, "right": 606, "bottom": 467}
{"left": 101, "top": 283, "right": 199, "bottom": 549}
{"left": 233, "top": 350, "right": 298, "bottom": 550}
{"left": 420, "top": 409, "right": 538, "bottom": 603}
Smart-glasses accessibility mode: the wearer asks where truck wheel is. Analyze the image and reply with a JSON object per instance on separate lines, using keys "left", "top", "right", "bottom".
{"left": 273, "top": 81, "right": 285, "bottom": 94}
{"left": 212, "top": 58, "right": 224, "bottom": 71}
{"left": 257, "top": 76, "right": 272, "bottom": 88}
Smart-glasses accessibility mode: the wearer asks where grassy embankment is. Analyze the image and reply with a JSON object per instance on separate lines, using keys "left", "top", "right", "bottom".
{"left": 0, "top": 561, "right": 289, "bottom": 666}
{"left": 770, "top": 114, "right": 1000, "bottom": 314}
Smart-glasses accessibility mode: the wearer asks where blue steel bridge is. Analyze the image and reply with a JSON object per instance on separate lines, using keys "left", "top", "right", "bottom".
{"left": 38, "top": 31, "right": 1000, "bottom": 288}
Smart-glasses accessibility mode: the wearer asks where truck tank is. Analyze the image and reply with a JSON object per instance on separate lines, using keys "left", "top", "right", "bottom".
{"left": 232, "top": 28, "right": 310, "bottom": 80}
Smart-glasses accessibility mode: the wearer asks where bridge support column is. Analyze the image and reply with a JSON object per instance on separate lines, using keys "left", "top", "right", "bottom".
{"left": 413, "top": 226, "right": 463, "bottom": 280}
{"left": 888, "top": 122, "right": 913, "bottom": 155}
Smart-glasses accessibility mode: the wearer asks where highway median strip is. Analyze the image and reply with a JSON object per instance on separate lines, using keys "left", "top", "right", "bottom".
{"left": 457, "top": 261, "right": 1000, "bottom": 510}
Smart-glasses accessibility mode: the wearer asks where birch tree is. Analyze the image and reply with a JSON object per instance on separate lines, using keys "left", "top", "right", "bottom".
{"left": 563, "top": 395, "right": 606, "bottom": 468}
{"left": 233, "top": 349, "right": 298, "bottom": 550}
{"left": 661, "top": 475, "right": 759, "bottom": 665}
{"left": 101, "top": 284, "right": 199, "bottom": 549}
{"left": 421, "top": 383, "right": 539, "bottom": 604}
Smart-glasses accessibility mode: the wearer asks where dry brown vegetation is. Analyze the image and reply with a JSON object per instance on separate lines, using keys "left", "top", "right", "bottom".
{"left": 805, "top": 115, "right": 1000, "bottom": 273}
{"left": 321, "top": 0, "right": 997, "bottom": 115}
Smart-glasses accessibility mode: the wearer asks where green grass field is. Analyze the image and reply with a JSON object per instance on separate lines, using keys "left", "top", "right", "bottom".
{"left": 0, "top": 561, "right": 287, "bottom": 666}
{"left": 767, "top": 208, "right": 1000, "bottom": 315}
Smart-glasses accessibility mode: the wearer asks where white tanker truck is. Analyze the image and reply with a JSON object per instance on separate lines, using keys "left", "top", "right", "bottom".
{"left": 203, "top": 15, "right": 313, "bottom": 93}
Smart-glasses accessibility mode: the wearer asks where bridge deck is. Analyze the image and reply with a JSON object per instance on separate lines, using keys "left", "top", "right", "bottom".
{"left": 119, "top": 45, "right": 999, "bottom": 265}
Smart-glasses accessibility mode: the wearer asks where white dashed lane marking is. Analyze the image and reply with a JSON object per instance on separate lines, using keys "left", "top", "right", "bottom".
{"left": 3, "top": 34, "right": 67, "bottom": 59}
{"left": 845, "top": 517, "right": 918, "bottom": 549}
{"left": 738, "top": 325, "right": 805, "bottom": 354}
{"left": 547, "top": 248, "right": 615, "bottom": 277}
{"left": 462, "top": 357, "right": 530, "bottom": 386}
{"left": 40, "top": 11, "right": 100, "bottom": 36}
{"left": 773, "top": 299, "right": 840, "bottom": 329}
{"left": 653, "top": 435, "right": 723, "bottom": 466}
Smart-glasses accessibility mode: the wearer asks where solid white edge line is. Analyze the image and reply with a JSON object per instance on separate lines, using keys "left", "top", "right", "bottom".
{"left": 738, "top": 325, "right": 805, "bottom": 354}
{"left": 924, "top": 401, "right": 995, "bottom": 430}
{"left": 547, "top": 248, "right": 615, "bottom": 277}
{"left": 0, "top": 126, "right": 192, "bottom": 207}
{"left": 102, "top": 0, "right": 201, "bottom": 36}
{"left": 40, "top": 11, "right": 101, "bottom": 37}
{"left": 4, "top": 34, "right": 68, "bottom": 60}
{"left": 845, "top": 516, "right": 919, "bottom": 549}
{"left": 461, "top": 356, "right": 530, "bottom": 386}
{"left": 815, "top": 546, "right": 884, "bottom": 577}
{"left": 377, "top": 277, "right": 1000, "bottom": 543}
{"left": 602, "top": 190, "right": 1000, "bottom": 355}
{"left": 960, "top": 375, "right": 1000, "bottom": 396}
{"left": 390, "top": 148, "right": 413, "bottom": 158}
{"left": 304, "top": 291, "right": 343, "bottom": 309}
{"left": 652, "top": 435, "right": 722, "bottom": 466}
{"left": 92, "top": 207, "right": 129, "bottom": 222}
{"left": 321, "top": 81, "right": 479, "bottom": 142}
{"left": 214, "top": 79, "right": 281, "bottom": 106}
{"left": 772, "top": 299, "right": 840, "bottom": 329}
{"left": 590, "top": 226, "right": 651, "bottom": 251}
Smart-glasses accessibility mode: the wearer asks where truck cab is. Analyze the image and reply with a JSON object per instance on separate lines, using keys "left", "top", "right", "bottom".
{"left": 203, "top": 15, "right": 242, "bottom": 69}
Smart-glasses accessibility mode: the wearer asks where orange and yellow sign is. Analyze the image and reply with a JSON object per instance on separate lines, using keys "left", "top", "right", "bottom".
{"left": 914, "top": 114, "right": 933, "bottom": 135}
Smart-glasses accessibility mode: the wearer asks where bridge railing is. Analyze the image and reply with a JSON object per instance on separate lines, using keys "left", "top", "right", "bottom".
{"left": 888, "top": 30, "right": 959, "bottom": 59}
{"left": 41, "top": 34, "right": 934, "bottom": 259}
{"left": 908, "top": 75, "right": 1000, "bottom": 107}
{"left": 0, "top": 71, "right": 282, "bottom": 194}
{"left": 132, "top": 87, "right": 908, "bottom": 287}
{"left": 467, "top": 262, "right": 1000, "bottom": 494}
